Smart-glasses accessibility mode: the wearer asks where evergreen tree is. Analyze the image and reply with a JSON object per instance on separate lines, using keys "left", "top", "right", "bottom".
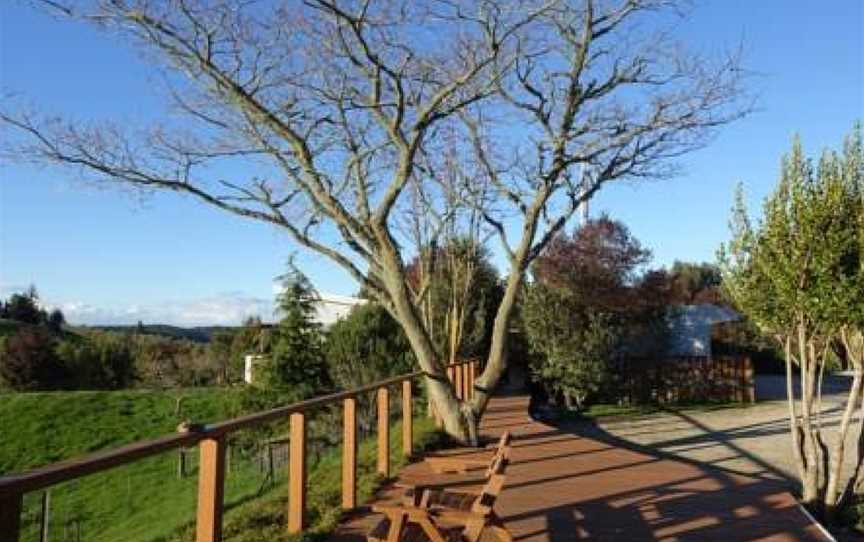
{"left": 264, "top": 265, "right": 328, "bottom": 395}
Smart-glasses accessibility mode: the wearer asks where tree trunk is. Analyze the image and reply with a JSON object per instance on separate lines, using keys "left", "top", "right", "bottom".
{"left": 379, "top": 248, "right": 471, "bottom": 442}
{"left": 470, "top": 266, "right": 523, "bottom": 418}
{"left": 824, "top": 368, "right": 863, "bottom": 521}
{"left": 826, "top": 328, "right": 864, "bottom": 521}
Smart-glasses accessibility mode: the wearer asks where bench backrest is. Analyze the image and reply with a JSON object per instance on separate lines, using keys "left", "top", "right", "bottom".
{"left": 484, "top": 431, "right": 512, "bottom": 478}
{"left": 463, "top": 467, "right": 508, "bottom": 541}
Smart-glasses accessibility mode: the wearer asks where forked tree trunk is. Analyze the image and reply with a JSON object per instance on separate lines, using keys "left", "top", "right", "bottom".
{"left": 380, "top": 250, "right": 471, "bottom": 443}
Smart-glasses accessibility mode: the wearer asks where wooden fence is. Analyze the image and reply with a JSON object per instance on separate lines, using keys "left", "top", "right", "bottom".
{"left": 617, "top": 355, "right": 755, "bottom": 405}
{"left": 0, "top": 360, "right": 479, "bottom": 542}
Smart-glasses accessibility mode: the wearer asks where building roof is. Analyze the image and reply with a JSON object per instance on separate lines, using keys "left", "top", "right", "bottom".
{"left": 313, "top": 293, "right": 366, "bottom": 327}
{"left": 666, "top": 304, "right": 741, "bottom": 357}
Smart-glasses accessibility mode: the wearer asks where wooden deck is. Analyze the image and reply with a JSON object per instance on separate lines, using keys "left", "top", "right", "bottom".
{"left": 330, "top": 394, "right": 832, "bottom": 542}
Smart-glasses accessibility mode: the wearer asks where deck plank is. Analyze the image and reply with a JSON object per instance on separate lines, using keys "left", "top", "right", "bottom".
{"left": 329, "top": 394, "right": 830, "bottom": 542}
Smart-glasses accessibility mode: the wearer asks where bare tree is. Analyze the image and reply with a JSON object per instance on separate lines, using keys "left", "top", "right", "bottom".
{"left": 2, "top": 0, "right": 749, "bottom": 442}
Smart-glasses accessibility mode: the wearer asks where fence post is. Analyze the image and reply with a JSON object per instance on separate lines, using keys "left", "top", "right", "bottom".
{"left": 402, "top": 380, "right": 413, "bottom": 458}
{"left": 377, "top": 387, "right": 390, "bottom": 476}
{"left": 288, "top": 412, "right": 306, "bottom": 533}
{"left": 454, "top": 364, "right": 463, "bottom": 400}
{"left": 196, "top": 437, "right": 226, "bottom": 542}
{"left": 342, "top": 397, "right": 357, "bottom": 510}
{"left": 40, "top": 490, "right": 50, "bottom": 542}
{"left": 1, "top": 492, "right": 22, "bottom": 542}
{"left": 744, "top": 356, "right": 756, "bottom": 403}
{"left": 469, "top": 361, "right": 476, "bottom": 399}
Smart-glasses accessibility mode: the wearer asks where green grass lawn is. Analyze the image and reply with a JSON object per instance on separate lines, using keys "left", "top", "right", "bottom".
{"left": 2, "top": 388, "right": 444, "bottom": 542}
{"left": 567, "top": 400, "right": 752, "bottom": 422}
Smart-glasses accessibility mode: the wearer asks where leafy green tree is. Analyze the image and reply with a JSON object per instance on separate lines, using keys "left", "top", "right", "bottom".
{"left": 208, "top": 330, "right": 237, "bottom": 385}
{"left": 56, "top": 331, "right": 136, "bottom": 389}
{"left": 666, "top": 261, "right": 725, "bottom": 305}
{"left": 4, "top": 288, "right": 43, "bottom": 325}
{"left": 720, "top": 126, "right": 863, "bottom": 519}
{"left": 47, "top": 308, "right": 66, "bottom": 332}
{"left": 523, "top": 217, "right": 669, "bottom": 410}
{"left": 523, "top": 287, "right": 617, "bottom": 410}
{"left": 325, "top": 303, "right": 415, "bottom": 429}
{"left": 263, "top": 267, "right": 328, "bottom": 395}
{"left": 326, "top": 303, "right": 414, "bottom": 390}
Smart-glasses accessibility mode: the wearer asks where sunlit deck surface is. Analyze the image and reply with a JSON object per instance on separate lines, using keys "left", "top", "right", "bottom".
{"left": 329, "top": 393, "right": 830, "bottom": 542}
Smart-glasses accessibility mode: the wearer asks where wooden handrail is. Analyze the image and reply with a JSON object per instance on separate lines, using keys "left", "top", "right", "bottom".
{"left": 0, "top": 360, "right": 479, "bottom": 542}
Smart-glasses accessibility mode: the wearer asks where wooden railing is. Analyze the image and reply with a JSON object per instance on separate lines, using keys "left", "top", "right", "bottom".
{"left": 0, "top": 360, "right": 479, "bottom": 542}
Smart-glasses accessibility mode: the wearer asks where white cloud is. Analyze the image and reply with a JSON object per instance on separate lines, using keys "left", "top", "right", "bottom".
{"left": 51, "top": 293, "right": 276, "bottom": 327}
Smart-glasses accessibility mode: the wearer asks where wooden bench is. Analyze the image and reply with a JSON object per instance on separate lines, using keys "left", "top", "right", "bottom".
{"left": 367, "top": 443, "right": 512, "bottom": 542}
{"left": 423, "top": 432, "right": 511, "bottom": 474}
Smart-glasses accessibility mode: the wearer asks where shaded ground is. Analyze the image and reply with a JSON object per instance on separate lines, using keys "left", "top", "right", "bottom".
{"left": 330, "top": 392, "right": 829, "bottom": 541}
{"left": 593, "top": 374, "right": 859, "bottom": 487}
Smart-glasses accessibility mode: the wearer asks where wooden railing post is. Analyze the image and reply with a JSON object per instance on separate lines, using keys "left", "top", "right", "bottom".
{"left": 288, "top": 412, "right": 306, "bottom": 533}
{"left": 402, "top": 380, "right": 412, "bottom": 458}
{"left": 0, "top": 492, "right": 22, "bottom": 542}
{"left": 342, "top": 397, "right": 357, "bottom": 510}
{"left": 377, "top": 387, "right": 390, "bottom": 476}
{"left": 470, "top": 361, "right": 477, "bottom": 399}
{"left": 462, "top": 363, "right": 471, "bottom": 400}
{"left": 454, "top": 364, "right": 463, "bottom": 400}
{"left": 196, "top": 437, "right": 226, "bottom": 542}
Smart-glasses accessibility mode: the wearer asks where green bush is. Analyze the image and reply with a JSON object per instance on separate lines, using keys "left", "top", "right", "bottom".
{"left": 522, "top": 285, "right": 617, "bottom": 410}
{"left": 325, "top": 303, "right": 414, "bottom": 390}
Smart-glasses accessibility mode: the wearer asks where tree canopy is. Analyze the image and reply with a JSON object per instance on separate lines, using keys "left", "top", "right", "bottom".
{"left": 719, "top": 125, "right": 863, "bottom": 519}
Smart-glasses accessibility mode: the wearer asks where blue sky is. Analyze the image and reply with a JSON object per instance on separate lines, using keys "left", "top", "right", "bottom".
{"left": 1, "top": 1, "right": 862, "bottom": 326}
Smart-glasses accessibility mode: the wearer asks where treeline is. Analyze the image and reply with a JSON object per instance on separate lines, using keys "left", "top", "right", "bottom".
{"left": 0, "top": 286, "right": 65, "bottom": 331}
{"left": 1, "top": 235, "right": 732, "bottom": 404}
{"left": 0, "top": 273, "right": 425, "bottom": 395}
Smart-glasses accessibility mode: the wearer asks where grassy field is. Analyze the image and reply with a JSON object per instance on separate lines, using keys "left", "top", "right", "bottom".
{"left": 2, "top": 387, "right": 444, "bottom": 542}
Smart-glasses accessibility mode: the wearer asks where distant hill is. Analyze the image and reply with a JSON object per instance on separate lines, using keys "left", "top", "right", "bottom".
{"left": 88, "top": 324, "right": 237, "bottom": 343}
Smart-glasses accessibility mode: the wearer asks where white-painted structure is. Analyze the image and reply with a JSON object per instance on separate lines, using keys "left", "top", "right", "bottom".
{"left": 244, "top": 354, "right": 267, "bottom": 384}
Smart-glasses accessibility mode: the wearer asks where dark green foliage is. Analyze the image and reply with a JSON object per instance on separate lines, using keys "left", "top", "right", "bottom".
{"left": 0, "top": 285, "right": 63, "bottom": 329}
{"left": 1, "top": 288, "right": 43, "bottom": 324}
{"left": 406, "top": 239, "right": 503, "bottom": 363}
{"left": 523, "top": 286, "right": 617, "bottom": 410}
{"left": 666, "top": 261, "right": 725, "bottom": 305}
{"left": 47, "top": 308, "right": 65, "bottom": 332}
{"left": 262, "top": 267, "right": 328, "bottom": 395}
{"left": 325, "top": 303, "right": 414, "bottom": 390}
{"left": 56, "top": 331, "right": 136, "bottom": 389}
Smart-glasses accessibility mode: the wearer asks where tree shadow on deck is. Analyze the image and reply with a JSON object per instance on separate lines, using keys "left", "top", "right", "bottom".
{"left": 328, "top": 395, "right": 829, "bottom": 542}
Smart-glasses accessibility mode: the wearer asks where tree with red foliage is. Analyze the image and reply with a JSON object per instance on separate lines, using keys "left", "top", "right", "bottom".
{"left": 532, "top": 216, "right": 658, "bottom": 315}
{"left": 523, "top": 217, "right": 670, "bottom": 409}
{"left": 0, "top": 327, "right": 67, "bottom": 391}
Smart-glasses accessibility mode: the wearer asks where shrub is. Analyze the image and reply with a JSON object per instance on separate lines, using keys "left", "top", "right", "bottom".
{"left": 522, "top": 286, "right": 617, "bottom": 410}
{"left": 0, "top": 327, "right": 67, "bottom": 390}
